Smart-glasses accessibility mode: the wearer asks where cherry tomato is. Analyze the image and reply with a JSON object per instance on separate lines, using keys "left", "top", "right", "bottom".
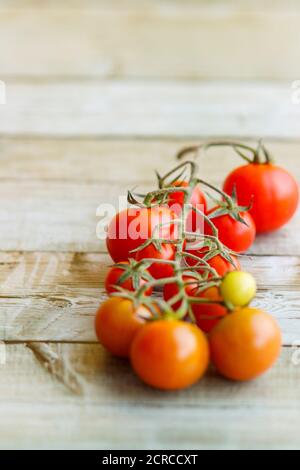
{"left": 167, "top": 181, "right": 207, "bottom": 215}
{"left": 135, "top": 243, "right": 176, "bottom": 279}
{"left": 167, "top": 181, "right": 207, "bottom": 232}
{"left": 105, "top": 261, "right": 153, "bottom": 296}
{"left": 223, "top": 163, "right": 299, "bottom": 233}
{"left": 106, "top": 207, "right": 178, "bottom": 263}
{"left": 206, "top": 207, "right": 256, "bottom": 253}
{"left": 210, "top": 308, "right": 282, "bottom": 381}
{"left": 193, "top": 287, "right": 228, "bottom": 333}
{"left": 220, "top": 271, "right": 257, "bottom": 307}
{"left": 164, "top": 278, "right": 228, "bottom": 333}
{"left": 184, "top": 243, "right": 241, "bottom": 277}
{"left": 130, "top": 320, "right": 209, "bottom": 390}
{"left": 95, "top": 297, "right": 152, "bottom": 358}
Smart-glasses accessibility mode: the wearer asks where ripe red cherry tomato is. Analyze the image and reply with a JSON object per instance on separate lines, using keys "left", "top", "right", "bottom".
{"left": 105, "top": 261, "right": 153, "bottom": 295}
{"left": 223, "top": 163, "right": 299, "bottom": 233}
{"left": 205, "top": 207, "right": 256, "bottom": 253}
{"left": 135, "top": 243, "right": 176, "bottom": 279}
{"left": 130, "top": 320, "right": 209, "bottom": 390}
{"left": 164, "top": 277, "right": 228, "bottom": 333}
{"left": 167, "top": 181, "right": 207, "bottom": 233}
{"left": 106, "top": 207, "right": 178, "bottom": 263}
{"left": 184, "top": 243, "right": 241, "bottom": 277}
{"left": 95, "top": 297, "right": 152, "bottom": 358}
{"left": 167, "top": 181, "right": 207, "bottom": 215}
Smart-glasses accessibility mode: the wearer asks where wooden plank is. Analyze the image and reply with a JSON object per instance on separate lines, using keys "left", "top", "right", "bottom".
{"left": 0, "top": 252, "right": 299, "bottom": 344}
{"left": 2, "top": 1, "right": 300, "bottom": 12}
{"left": 1, "top": 138, "right": 300, "bottom": 184}
{"left": 0, "top": 177, "right": 299, "bottom": 255}
{"left": 0, "top": 81, "right": 299, "bottom": 139}
{"left": 0, "top": 2, "right": 300, "bottom": 79}
{"left": 0, "top": 343, "right": 299, "bottom": 449}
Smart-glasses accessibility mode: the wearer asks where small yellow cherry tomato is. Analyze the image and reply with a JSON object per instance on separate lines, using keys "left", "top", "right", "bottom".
{"left": 220, "top": 271, "right": 257, "bottom": 308}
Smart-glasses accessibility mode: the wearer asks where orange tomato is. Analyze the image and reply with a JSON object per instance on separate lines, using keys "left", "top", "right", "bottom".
{"left": 130, "top": 320, "right": 209, "bottom": 390}
{"left": 95, "top": 297, "right": 151, "bottom": 358}
{"left": 209, "top": 308, "right": 282, "bottom": 381}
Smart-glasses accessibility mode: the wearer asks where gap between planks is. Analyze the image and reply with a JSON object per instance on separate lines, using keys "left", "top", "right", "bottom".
{"left": 0, "top": 252, "right": 299, "bottom": 345}
{"left": 0, "top": 139, "right": 299, "bottom": 255}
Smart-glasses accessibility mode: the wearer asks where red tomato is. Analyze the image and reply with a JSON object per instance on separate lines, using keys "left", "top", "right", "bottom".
{"left": 223, "top": 163, "right": 299, "bottom": 233}
{"left": 135, "top": 243, "right": 176, "bottom": 279}
{"left": 106, "top": 207, "right": 178, "bottom": 263}
{"left": 164, "top": 277, "right": 228, "bottom": 333}
{"left": 167, "top": 181, "right": 207, "bottom": 232}
{"left": 205, "top": 207, "right": 256, "bottom": 253}
{"left": 130, "top": 320, "right": 209, "bottom": 390}
{"left": 105, "top": 261, "right": 153, "bottom": 295}
{"left": 184, "top": 243, "right": 241, "bottom": 277}
{"left": 167, "top": 181, "right": 207, "bottom": 215}
{"left": 192, "top": 287, "right": 228, "bottom": 333}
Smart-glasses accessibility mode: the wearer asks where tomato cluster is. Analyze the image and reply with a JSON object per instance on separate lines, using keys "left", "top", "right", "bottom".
{"left": 94, "top": 141, "right": 295, "bottom": 391}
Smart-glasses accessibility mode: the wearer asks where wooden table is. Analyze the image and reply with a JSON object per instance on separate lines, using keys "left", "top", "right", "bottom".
{"left": 1, "top": 1, "right": 300, "bottom": 450}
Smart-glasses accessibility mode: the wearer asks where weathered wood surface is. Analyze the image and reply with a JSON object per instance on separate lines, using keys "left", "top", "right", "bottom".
{"left": 0, "top": 0, "right": 300, "bottom": 451}
{"left": 0, "top": 344, "right": 298, "bottom": 450}
{"left": 1, "top": 138, "right": 300, "bottom": 183}
{"left": 0, "top": 81, "right": 299, "bottom": 138}
{"left": 0, "top": 252, "right": 299, "bottom": 345}
{"left": 0, "top": 140, "right": 299, "bottom": 254}
{"left": 0, "top": 1, "right": 300, "bottom": 80}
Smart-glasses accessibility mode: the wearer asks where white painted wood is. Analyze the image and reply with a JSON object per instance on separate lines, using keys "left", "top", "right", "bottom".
{"left": 0, "top": 81, "right": 299, "bottom": 138}
{"left": 0, "top": 252, "right": 298, "bottom": 344}
{"left": 1, "top": 138, "right": 300, "bottom": 184}
{"left": 0, "top": 2, "right": 300, "bottom": 79}
{"left": 0, "top": 344, "right": 298, "bottom": 450}
{"left": 0, "top": 178, "right": 299, "bottom": 254}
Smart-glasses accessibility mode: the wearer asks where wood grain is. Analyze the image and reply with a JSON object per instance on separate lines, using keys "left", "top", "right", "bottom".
{"left": 0, "top": 343, "right": 299, "bottom": 449}
{"left": 0, "top": 1, "right": 300, "bottom": 79}
{"left": 0, "top": 252, "right": 299, "bottom": 344}
{"left": 0, "top": 81, "right": 299, "bottom": 138}
{"left": 1, "top": 0, "right": 299, "bottom": 450}
{"left": 1, "top": 138, "right": 300, "bottom": 183}
{"left": 0, "top": 178, "right": 298, "bottom": 254}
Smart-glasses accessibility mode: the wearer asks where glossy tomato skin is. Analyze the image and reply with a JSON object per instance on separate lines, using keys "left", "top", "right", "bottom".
{"left": 105, "top": 262, "right": 152, "bottom": 295}
{"left": 206, "top": 208, "right": 256, "bottom": 253}
{"left": 106, "top": 207, "right": 177, "bottom": 263}
{"left": 223, "top": 163, "right": 299, "bottom": 233}
{"left": 184, "top": 243, "right": 241, "bottom": 277}
{"left": 220, "top": 271, "right": 257, "bottom": 307}
{"left": 95, "top": 297, "right": 151, "bottom": 358}
{"left": 210, "top": 308, "right": 282, "bottom": 381}
{"left": 167, "top": 181, "right": 207, "bottom": 232}
{"left": 167, "top": 181, "right": 207, "bottom": 213}
{"left": 164, "top": 278, "right": 227, "bottom": 333}
{"left": 130, "top": 320, "right": 209, "bottom": 390}
{"left": 193, "top": 287, "right": 228, "bottom": 334}
{"left": 135, "top": 243, "right": 175, "bottom": 280}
